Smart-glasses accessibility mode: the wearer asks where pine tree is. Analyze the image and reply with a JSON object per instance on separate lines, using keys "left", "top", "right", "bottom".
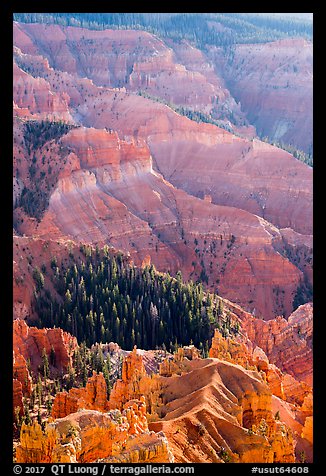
{"left": 42, "top": 348, "right": 50, "bottom": 380}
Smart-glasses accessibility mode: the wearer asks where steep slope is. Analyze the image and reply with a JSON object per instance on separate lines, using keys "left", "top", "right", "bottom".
{"left": 14, "top": 124, "right": 305, "bottom": 320}
{"left": 13, "top": 62, "right": 72, "bottom": 122}
{"left": 208, "top": 38, "right": 313, "bottom": 153}
{"left": 13, "top": 23, "right": 313, "bottom": 235}
{"left": 242, "top": 303, "right": 313, "bottom": 386}
{"left": 12, "top": 21, "right": 245, "bottom": 131}
{"left": 13, "top": 24, "right": 312, "bottom": 319}
{"left": 108, "top": 347, "right": 297, "bottom": 463}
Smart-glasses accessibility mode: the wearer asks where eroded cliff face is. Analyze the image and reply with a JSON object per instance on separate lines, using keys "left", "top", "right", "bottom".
{"left": 107, "top": 346, "right": 296, "bottom": 463}
{"left": 208, "top": 38, "right": 313, "bottom": 153}
{"left": 241, "top": 303, "right": 313, "bottom": 386}
{"left": 12, "top": 20, "right": 312, "bottom": 464}
{"left": 13, "top": 61, "right": 72, "bottom": 122}
{"left": 13, "top": 319, "right": 77, "bottom": 375}
{"left": 13, "top": 24, "right": 312, "bottom": 319}
{"left": 14, "top": 22, "right": 312, "bottom": 154}
{"left": 52, "top": 372, "right": 109, "bottom": 419}
{"left": 16, "top": 333, "right": 312, "bottom": 463}
{"left": 15, "top": 351, "right": 174, "bottom": 464}
{"left": 13, "top": 25, "right": 313, "bottom": 236}
{"left": 12, "top": 22, "right": 239, "bottom": 126}
{"left": 13, "top": 122, "right": 308, "bottom": 319}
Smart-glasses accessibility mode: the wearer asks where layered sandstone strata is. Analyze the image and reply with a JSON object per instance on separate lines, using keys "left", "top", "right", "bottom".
{"left": 13, "top": 62, "right": 72, "bottom": 122}
{"left": 208, "top": 38, "right": 313, "bottom": 152}
{"left": 18, "top": 124, "right": 305, "bottom": 319}
{"left": 13, "top": 37, "right": 312, "bottom": 319}
{"left": 242, "top": 303, "right": 313, "bottom": 385}
{"left": 12, "top": 22, "right": 234, "bottom": 119}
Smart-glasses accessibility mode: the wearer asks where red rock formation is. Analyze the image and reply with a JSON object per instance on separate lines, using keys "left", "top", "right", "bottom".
{"left": 13, "top": 319, "right": 77, "bottom": 375}
{"left": 242, "top": 303, "right": 313, "bottom": 385}
{"left": 16, "top": 402, "right": 174, "bottom": 463}
{"left": 13, "top": 22, "right": 312, "bottom": 236}
{"left": 109, "top": 344, "right": 297, "bottom": 462}
{"left": 151, "top": 358, "right": 295, "bottom": 463}
{"left": 207, "top": 322, "right": 312, "bottom": 461}
{"left": 51, "top": 372, "right": 109, "bottom": 419}
{"left": 13, "top": 62, "right": 72, "bottom": 122}
{"left": 208, "top": 38, "right": 313, "bottom": 153}
{"left": 13, "top": 351, "right": 32, "bottom": 396}
{"left": 12, "top": 22, "right": 232, "bottom": 120}
{"left": 13, "top": 379, "right": 24, "bottom": 417}
{"left": 18, "top": 123, "right": 304, "bottom": 319}
{"left": 209, "top": 329, "right": 253, "bottom": 368}
{"left": 13, "top": 28, "right": 312, "bottom": 319}
{"left": 109, "top": 347, "right": 148, "bottom": 411}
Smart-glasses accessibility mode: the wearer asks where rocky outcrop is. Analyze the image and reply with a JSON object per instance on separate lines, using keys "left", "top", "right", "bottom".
{"left": 242, "top": 303, "right": 313, "bottom": 385}
{"left": 150, "top": 358, "right": 295, "bottom": 463}
{"left": 108, "top": 345, "right": 296, "bottom": 462}
{"left": 207, "top": 324, "right": 312, "bottom": 462}
{"left": 12, "top": 22, "right": 233, "bottom": 121}
{"left": 209, "top": 329, "right": 253, "bottom": 369}
{"left": 16, "top": 400, "right": 174, "bottom": 463}
{"left": 301, "top": 416, "right": 313, "bottom": 445}
{"left": 13, "top": 23, "right": 313, "bottom": 237}
{"left": 109, "top": 346, "right": 163, "bottom": 417}
{"left": 158, "top": 346, "right": 199, "bottom": 378}
{"left": 13, "top": 319, "right": 78, "bottom": 375}
{"left": 20, "top": 123, "right": 305, "bottom": 319}
{"left": 13, "top": 379, "right": 24, "bottom": 417}
{"left": 13, "top": 351, "right": 33, "bottom": 396}
{"left": 16, "top": 420, "right": 58, "bottom": 463}
{"left": 52, "top": 372, "right": 109, "bottom": 419}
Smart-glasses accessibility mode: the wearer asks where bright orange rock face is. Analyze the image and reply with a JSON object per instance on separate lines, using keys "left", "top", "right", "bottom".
{"left": 13, "top": 351, "right": 32, "bottom": 396}
{"left": 16, "top": 403, "right": 174, "bottom": 463}
{"left": 109, "top": 346, "right": 149, "bottom": 411}
{"left": 13, "top": 319, "right": 77, "bottom": 375}
{"left": 108, "top": 346, "right": 298, "bottom": 463}
{"left": 209, "top": 329, "right": 252, "bottom": 368}
{"left": 151, "top": 357, "right": 295, "bottom": 463}
{"left": 52, "top": 372, "right": 109, "bottom": 419}
{"left": 242, "top": 303, "right": 313, "bottom": 386}
{"left": 208, "top": 323, "right": 313, "bottom": 462}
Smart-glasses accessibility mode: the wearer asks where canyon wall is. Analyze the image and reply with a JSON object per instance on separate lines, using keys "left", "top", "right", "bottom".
{"left": 208, "top": 38, "right": 313, "bottom": 153}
